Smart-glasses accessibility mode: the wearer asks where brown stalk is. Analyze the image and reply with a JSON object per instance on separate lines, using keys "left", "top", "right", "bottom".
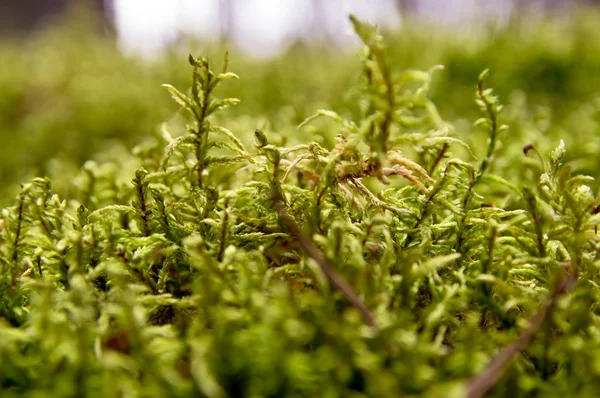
{"left": 383, "top": 165, "right": 429, "bottom": 194}
{"left": 272, "top": 189, "right": 378, "bottom": 330}
{"left": 466, "top": 272, "right": 575, "bottom": 398}
{"left": 430, "top": 143, "right": 449, "bottom": 175}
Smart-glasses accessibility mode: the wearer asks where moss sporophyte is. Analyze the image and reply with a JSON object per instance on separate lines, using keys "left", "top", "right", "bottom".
{"left": 1, "top": 14, "right": 600, "bottom": 398}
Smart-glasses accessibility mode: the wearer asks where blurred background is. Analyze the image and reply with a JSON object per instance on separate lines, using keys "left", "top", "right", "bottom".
{"left": 1, "top": 1, "right": 590, "bottom": 54}
{"left": 2, "top": 0, "right": 600, "bottom": 203}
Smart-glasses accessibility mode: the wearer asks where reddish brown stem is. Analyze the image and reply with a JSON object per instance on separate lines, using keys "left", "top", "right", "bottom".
{"left": 273, "top": 191, "right": 378, "bottom": 330}
{"left": 466, "top": 273, "right": 575, "bottom": 398}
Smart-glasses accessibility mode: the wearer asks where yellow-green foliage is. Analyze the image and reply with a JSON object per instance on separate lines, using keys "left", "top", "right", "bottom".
{"left": 2, "top": 11, "right": 600, "bottom": 398}
{"left": 5, "top": 9, "right": 600, "bottom": 202}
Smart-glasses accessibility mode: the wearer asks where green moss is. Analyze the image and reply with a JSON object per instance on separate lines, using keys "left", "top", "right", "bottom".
{"left": 3, "top": 11, "right": 600, "bottom": 398}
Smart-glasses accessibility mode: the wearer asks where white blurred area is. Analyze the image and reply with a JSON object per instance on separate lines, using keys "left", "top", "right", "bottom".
{"left": 112, "top": 0, "right": 517, "bottom": 58}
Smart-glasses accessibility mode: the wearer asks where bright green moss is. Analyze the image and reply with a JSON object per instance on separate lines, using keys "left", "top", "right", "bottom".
{"left": 2, "top": 12, "right": 600, "bottom": 398}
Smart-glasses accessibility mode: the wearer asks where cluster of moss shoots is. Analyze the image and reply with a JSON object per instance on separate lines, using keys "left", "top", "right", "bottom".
{"left": 1, "top": 16, "right": 600, "bottom": 398}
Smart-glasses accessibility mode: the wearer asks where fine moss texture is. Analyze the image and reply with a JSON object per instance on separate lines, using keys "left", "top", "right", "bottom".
{"left": 2, "top": 13, "right": 600, "bottom": 398}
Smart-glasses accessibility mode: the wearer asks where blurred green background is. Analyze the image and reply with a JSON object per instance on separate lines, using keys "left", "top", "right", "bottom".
{"left": 3, "top": 1, "right": 600, "bottom": 202}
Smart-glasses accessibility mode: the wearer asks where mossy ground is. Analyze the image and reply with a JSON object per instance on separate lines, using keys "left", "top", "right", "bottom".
{"left": 2, "top": 10, "right": 600, "bottom": 398}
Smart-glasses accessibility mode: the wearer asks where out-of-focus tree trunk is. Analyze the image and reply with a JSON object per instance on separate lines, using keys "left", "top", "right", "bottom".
{"left": 396, "top": 0, "right": 418, "bottom": 24}
{"left": 219, "top": 0, "right": 235, "bottom": 43}
{"left": 509, "top": 0, "right": 534, "bottom": 26}
{"left": 0, "top": 0, "right": 109, "bottom": 35}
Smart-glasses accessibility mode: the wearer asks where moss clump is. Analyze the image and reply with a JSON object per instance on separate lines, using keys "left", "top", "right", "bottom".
{"left": 1, "top": 15, "right": 600, "bottom": 398}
